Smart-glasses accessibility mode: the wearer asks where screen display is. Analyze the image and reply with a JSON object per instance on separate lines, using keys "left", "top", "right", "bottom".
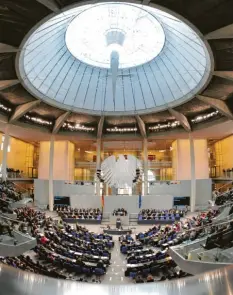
{"left": 173, "top": 196, "right": 190, "bottom": 206}
{"left": 54, "top": 196, "right": 70, "bottom": 205}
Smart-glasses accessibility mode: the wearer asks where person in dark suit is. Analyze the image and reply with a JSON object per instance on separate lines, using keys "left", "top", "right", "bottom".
{"left": 116, "top": 217, "right": 121, "bottom": 229}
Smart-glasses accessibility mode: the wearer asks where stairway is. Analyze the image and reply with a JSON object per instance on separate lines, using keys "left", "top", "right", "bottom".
{"left": 129, "top": 213, "right": 138, "bottom": 225}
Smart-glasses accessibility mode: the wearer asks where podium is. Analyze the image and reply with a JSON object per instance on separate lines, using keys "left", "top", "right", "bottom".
{"left": 116, "top": 218, "right": 121, "bottom": 229}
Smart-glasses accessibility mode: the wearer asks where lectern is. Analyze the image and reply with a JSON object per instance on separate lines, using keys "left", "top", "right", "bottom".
{"left": 116, "top": 218, "right": 121, "bottom": 229}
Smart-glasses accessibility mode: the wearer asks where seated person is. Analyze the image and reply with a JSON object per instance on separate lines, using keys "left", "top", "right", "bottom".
{"left": 135, "top": 274, "right": 144, "bottom": 283}
{"left": 146, "top": 274, "right": 154, "bottom": 282}
{"left": 125, "top": 233, "right": 133, "bottom": 241}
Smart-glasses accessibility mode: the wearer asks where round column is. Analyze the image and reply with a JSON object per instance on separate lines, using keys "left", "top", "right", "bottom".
{"left": 1, "top": 125, "right": 10, "bottom": 181}
{"left": 143, "top": 138, "right": 148, "bottom": 195}
{"left": 189, "top": 134, "right": 196, "bottom": 212}
{"left": 48, "top": 135, "right": 55, "bottom": 211}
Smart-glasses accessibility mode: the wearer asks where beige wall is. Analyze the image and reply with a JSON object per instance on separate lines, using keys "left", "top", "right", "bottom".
{"left": 172, "top": 139, "right": 209, "bottom": 180}
{"left": 38, "top": 141, "right": 74, "bottom": 180}
{"left": 0, "top": 132, "right": 34, "bottom": 176}
{"left": 214, "top": 135, "right": 233, "bottom": 174}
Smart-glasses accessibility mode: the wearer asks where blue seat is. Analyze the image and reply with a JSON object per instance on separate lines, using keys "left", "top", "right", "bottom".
{"left": 82, "top": 267, "right": 91, "bottom": 275}
{"left": 95, "top": 268, "right": 105, "bottom": 276}
{"left": 74, "top": 265, "right": 82, "bottom": 273}
{"left": 107, "top": 242, "right": 113, "bottom": 248}
{"left": 129, "top": 272, "right": 137, "bottom": 279}
{"left": 121, "top": 246, "right": 127, "bottom": 254}
{"left": 142, "top": 268, "right": 150, "bottom": 277}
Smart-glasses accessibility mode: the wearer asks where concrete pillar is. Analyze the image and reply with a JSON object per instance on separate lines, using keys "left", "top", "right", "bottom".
{"left": 143, "top": 138, "right": 148, "bottom": 195}
{"left": 38, "top": 141, "right": 74, "bottom": 180}
{"left": 189, "top": 134, "right": 196, "bottom": 212}
{"left": 2, "top": 125, "right": 10, "bottom": 181}
{"left": 48, "top": 136, "right": 54, "bottom": 211}
{"left": 172, "top": 139, "right": 209, "bottom": 180}
{"left": 96, "top": 139, "right": 101, "bottom": 196}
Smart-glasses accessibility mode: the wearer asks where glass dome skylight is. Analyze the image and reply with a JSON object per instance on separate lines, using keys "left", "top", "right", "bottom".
{"left": 17, "top": 2, "right": 213, "bottom": 115}
{"left": 65, "top": 3, "right": 165, "bottom": 69}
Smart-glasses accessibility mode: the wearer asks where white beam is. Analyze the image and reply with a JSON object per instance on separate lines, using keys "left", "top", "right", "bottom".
{"left": 9, "top": 100, "right": 40, "bottom": 123}
{"left": 52, "top": 111, "right": 70, "bottom": 134}
{"left": 197, "top": 95, "right": 233, "bottom": 120}
{"left": 213, "top": 71, "right": 233, "bottom": 82}
{"left": 136, "top": 115, "right": 147, "bottom": 138}
{"left": 168, "top": 108, "right": 191, "bottom": 132}
{"left": 0, "top": 80, "right": 19, "bottom": 91}
{"left": 36, "top": 0, "right": 60, "bottom": 12}
{"left": 205, "top": 24, "right": 233, "bottom": 39}
{"left": 97, "top": 116, "right": 104, "bottom": 139}
{"left": 0, "top": 43, "right": 18, "bottom": 53}
{"left": 142, "top": 0, "right": 150, "bottom": 5}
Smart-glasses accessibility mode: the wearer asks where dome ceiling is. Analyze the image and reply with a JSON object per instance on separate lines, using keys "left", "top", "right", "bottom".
{"left": 0, "top": 0, "right": 233, "bottom": 138}
{"left": 17, "top": 2, "right": 212, "bottom": 115}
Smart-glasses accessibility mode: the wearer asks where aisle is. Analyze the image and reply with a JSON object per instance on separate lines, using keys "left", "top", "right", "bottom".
{"left": 85, "top": 224, "right": 152, "bottom": 284}
{"left": 102, "top": 234, "right": 128, "bottom": 284}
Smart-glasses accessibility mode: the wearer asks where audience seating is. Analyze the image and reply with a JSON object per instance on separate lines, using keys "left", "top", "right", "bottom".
{"left": 119, "top": 232, "right": 191, "bottom": 282}
{"left": 215, "top": 189, "right": 233, "bottom": 206}
{"left": 14, "top": 207, "right": 46, "bottom": 228}
{"left": 138, "top": 208, "right": 184, "bottom": 224}
{"left": 0, "top": 213, "right": 114, "bottom": 283}
{"left": 139, "top": 209, "right": 218, "bottom": 247}
{"left": 0, "top": 181, "right": 22, "bottom": 203}
{"left": 6, "top": 168, "right": 23, "bottom": 178}
{"left": 112, "top": 208, "right": 127, "bottom": 216}
{"left": 55, "top": 206, "right": 102, "bottom": 224}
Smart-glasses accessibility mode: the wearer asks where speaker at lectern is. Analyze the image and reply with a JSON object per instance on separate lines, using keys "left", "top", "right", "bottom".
{"left": 116, "top": 217, "right": 121, "bottom": 229}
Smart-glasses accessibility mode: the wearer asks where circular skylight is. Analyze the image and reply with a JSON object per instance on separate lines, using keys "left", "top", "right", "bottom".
{"left": 65, "top": 3, "right": 165, "bottom": 69}
{"left": 17, "top": 2, "right": 213, "bottom": 115}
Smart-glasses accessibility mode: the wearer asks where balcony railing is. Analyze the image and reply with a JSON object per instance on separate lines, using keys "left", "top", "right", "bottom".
{"left": 75, "top": 160, "right": 172, "bottom": 168}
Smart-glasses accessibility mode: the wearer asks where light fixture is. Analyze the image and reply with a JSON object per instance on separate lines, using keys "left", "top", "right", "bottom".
{"left": 0, "top": 104, "right": 11, "bottom": 113}
{"left": 106, "top": 126, "right": 137, "bottom": 133}
{"left": 62, "top": 122, "right": 95, "bottom": 132}
{"left": 191, "top": 111, "right": 219, "bottom": 124}
{"left": 149, "top": 121, "right": 180, "bottom": 131}
{"left": 24, "top": 115, "right": 52, "bottom": 126}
